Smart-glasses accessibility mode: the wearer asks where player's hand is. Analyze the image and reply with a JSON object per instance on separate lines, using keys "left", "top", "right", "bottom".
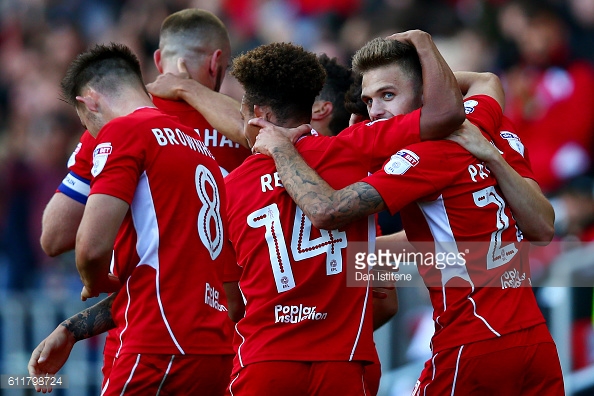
{"left": 146, "top": 58, "right": 192, "bottom": 100}
{"left": 249, "top": 118, "right": 312, "bottom": 156}
{"left": 81, "top": 273, "right": 121, "bottom": 301}
{"left": 385, "top": 30, "right": 431, "bottom": 47}
{"left": 28, "top": 326, "right": 76, "bottom": 393}
{"left": 447, "top": 120, "right": 500, "bottom": 162}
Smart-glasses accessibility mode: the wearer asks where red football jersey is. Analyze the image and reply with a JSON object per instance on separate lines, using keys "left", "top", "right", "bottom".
{"left": 225, "top": 109, "right": 421, "bottom": 369}
{"left": 363, "top": 96, "right": 545, "bottom": 353}
{"left": 90, "top": 107, "right": 233, "bottom": 356}
{"left": 153, "top": 97, "right": 251, "bottom": 175}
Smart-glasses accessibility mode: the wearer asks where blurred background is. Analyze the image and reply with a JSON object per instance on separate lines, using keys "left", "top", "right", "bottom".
{"left": 1, "top": 0, "right": 594, "bottom": 394}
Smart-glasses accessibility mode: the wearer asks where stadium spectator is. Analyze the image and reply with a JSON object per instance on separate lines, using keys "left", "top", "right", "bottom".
{"left": 499, "top": 1, "right": 594, "bottom": 193}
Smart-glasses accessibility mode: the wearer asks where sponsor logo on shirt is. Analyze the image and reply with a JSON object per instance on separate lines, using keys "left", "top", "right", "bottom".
{"left": 500, "top": 131, "right": 525, "bottom": 157}
{"left": 205, "top": 282, "right": 228, "bottom": 312}
{"left": 500, "top": 268, "right": 527, "bottom": 289}
{"left": 464, "top": 99, "right": 479, "bottom": 114}
{"left": 274, "top": 304, "right": 327, "bottom": 323}
{"left": 91, "top": 142, "right": 112, "bottom": 177}
{"left": 384, "top": 149, "right": 419, "bottom": 175}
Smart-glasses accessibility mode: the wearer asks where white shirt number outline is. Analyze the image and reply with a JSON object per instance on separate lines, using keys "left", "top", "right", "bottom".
{"left": 195, "top": 165, "right": 223, "bottom": 260}
{"left": 472, "top": 186, "right": 518, "bottom": 269}
{"left": 248, "top": 204, "right": 348, "bottom": 293}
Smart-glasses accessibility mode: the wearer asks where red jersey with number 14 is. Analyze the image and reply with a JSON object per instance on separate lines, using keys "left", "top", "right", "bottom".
{"left": 225, "top": 110, "right": 421, "bottom": 369}
{"left": 90, "top": 107, "right": 233, "bottom": 356}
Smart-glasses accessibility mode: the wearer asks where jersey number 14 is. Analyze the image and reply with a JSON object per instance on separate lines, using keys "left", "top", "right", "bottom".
{"left": 248, "top": 204, "right": 347, "bottom": 293}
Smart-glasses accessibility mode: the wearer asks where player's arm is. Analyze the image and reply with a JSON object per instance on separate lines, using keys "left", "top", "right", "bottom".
{"left": 40, "top": 193, "right": 85, "bottom": 256}
{"left": 76, "top": 194, "right": 126, "bottom": 300}
{"left": 28, "top": 293, "right": 116, "bottom": 391}
{"left": 223, "top": 281, "right": 245, "bottom": 322}
{"left": 389, "top": 30, "right": 465, "bottom": 139}
{"left": 449, "top": 72, "right": 555, "bottom": 244}
{"left": 252, "top": 124, "right": 386, "bottom": 229}
{"left": 455, "top": 71, "right": 505, "bottom": 110}
{"left": 449, "top": 121, "right": 554, "bottom": 244}
{"left": 146, "top": 64, "right": 247, "bottom": 148}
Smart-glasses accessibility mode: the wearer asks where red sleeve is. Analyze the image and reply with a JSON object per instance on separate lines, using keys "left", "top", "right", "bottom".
{"left": 464, "top": 95, "right": 502, "bottom": 136}
{"left": 464, "top": 96, "right": 535, "bottom": 181}
{"left": 338, "top": 109, "right": 421, "bottom": 173}
{"left": 89, "top": 120, "right": 145, "bottom": 204}
{"left": 69, "top": 130, "right": 95, "bottom": 180}
{"left": 497, "top": 117, "right": 535, "bottom": 180}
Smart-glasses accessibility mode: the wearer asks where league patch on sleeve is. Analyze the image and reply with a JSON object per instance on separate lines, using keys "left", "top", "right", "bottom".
{"left": 464, "top": 99, "right": 479, "bottom": 114}
{"left": 92, "top": 142, "right": 112, "bottom": 177}
{"left": 500, "top": 131, "right": 525, "bottom": 157}
{"left": 384, "top": 149, "right": 419, "bottom": 175}
{"left": 67, "top": 142, "right": 82, "bottom": 168}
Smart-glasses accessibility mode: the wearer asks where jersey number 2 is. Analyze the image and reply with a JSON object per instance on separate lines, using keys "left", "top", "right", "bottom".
{"left": 472, "top": 186, "right": 518, "bottom": 269}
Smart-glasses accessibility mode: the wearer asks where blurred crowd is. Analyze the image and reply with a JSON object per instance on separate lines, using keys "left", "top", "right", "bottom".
{"left": 1, "top": 0, "right": 594, "bottom": 372}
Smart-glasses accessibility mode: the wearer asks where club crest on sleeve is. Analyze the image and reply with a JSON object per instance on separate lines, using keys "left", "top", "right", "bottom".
{"left": 384, "top": 149, "right": 419, "bottom": 175}
{"left": 67, "top": 142, "right": 82, "bottom": 168}
{"left": 464, "top": 100, "right": 479, "bottom": 114}
{"left": 500, "top": 131, "right": 525, "bottom": 157}
{"left": 92, "top": 142, "right": 112, "bottom": 177}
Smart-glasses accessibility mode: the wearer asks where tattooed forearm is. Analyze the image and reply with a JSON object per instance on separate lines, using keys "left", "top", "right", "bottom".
{"left": 61, "top": 293, "right": 117, "bottom": 342}
{"left": 270, "top": 142, "right": 385, "bottom": 230}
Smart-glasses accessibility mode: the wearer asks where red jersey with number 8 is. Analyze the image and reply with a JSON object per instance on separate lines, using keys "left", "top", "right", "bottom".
{"left": 90, "top": 107, "right": 233, "bottom": 356}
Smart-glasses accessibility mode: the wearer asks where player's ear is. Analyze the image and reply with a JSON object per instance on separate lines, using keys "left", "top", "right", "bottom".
{"left": 209, "top": 49, "right": 223, "bottom": 77}
{"left": 312, "top": 100, "right": 333, "bottom": 121}
{"left": 253, "top": 105, "right": 273, "bottom": 121}
{"left": 153, "top": 49, "right": 164, "bottom": 74}
{"left": 76, "top": 88, "right": 99, "bottom": 112}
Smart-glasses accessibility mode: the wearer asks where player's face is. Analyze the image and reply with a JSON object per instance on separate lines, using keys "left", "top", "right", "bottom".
{"left": 361, "top": 64, "right": 421, "bottom": 121}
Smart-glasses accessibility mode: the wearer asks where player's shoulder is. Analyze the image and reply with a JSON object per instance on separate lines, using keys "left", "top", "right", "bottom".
{"left": 225, "top": 154, "right": 269, "bottom": 185}
{"left": 383, "top": 140, "right": 468, "bottom": 174}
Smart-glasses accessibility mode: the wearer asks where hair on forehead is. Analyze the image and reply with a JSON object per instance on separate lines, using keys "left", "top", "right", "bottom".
{"left": 231, "top": 42, "right": 326, "bottom": 124}
{"left": 352, "top": 37, "right": 422, "bottom": 95}
{"left": 352, "top": 37, "right": 420, "bottom": 74}
{"left": 60, "top": 42, "right": 145, "bottom": 106}
{"left": 159, "top": 9, "right": 229, "bottom": 53}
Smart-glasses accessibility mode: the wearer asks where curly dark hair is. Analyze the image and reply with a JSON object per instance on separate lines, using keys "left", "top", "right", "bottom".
{"left": 317, "top": 54, "right": 354, "bottom": 135}
{"left": 231, "top": 42, "right": 326, "bottom": 125}
{"left": 61, "top": 43, "right": 145, "bottom": 107}
{"left": 344, "top": 74, "right": 369, "bottom": 120}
